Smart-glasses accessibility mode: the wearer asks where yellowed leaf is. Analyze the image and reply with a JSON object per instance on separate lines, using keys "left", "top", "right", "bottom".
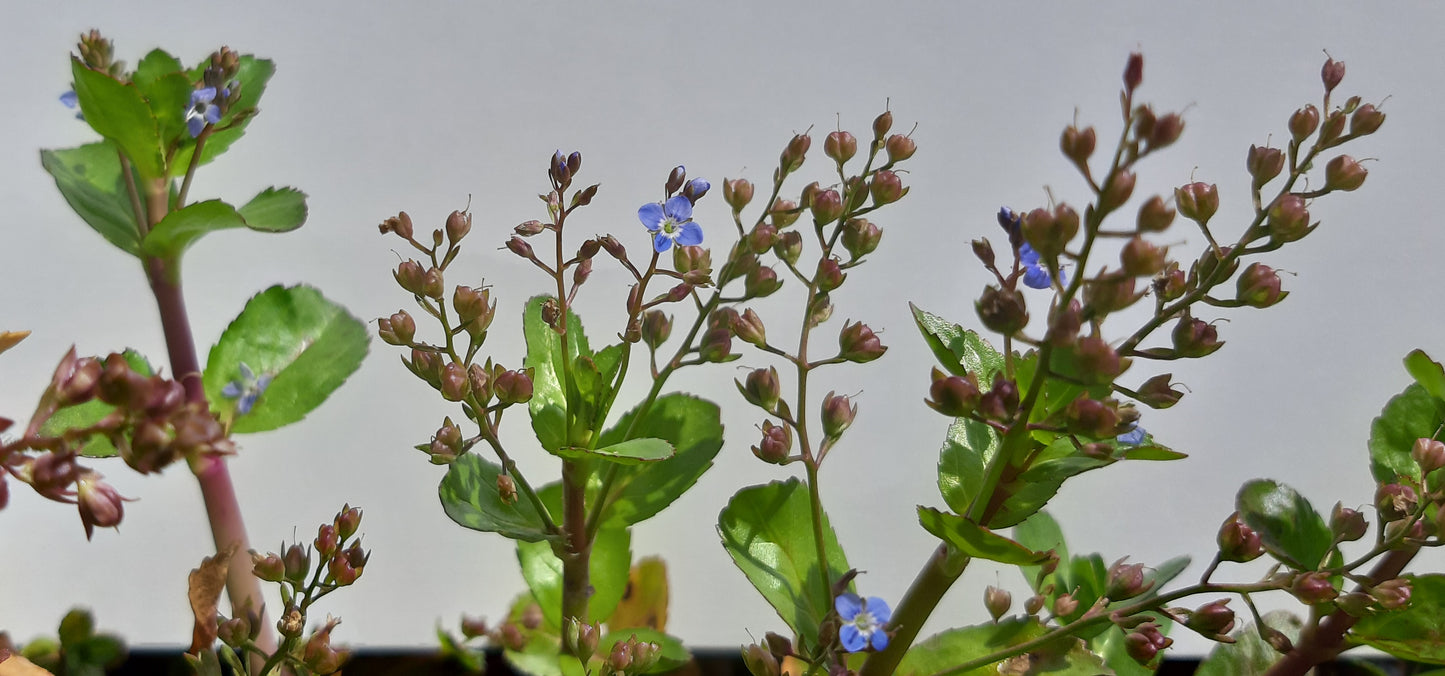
{"left": 187, "top": 543, "right": 238, "bottom": 655}
{"left": 0, "top": 331, "right": 29, "bottom": 356}
{"left": 607, "top": 556, "right": 669, "bottom": 632}
{"left": 0, "top": 653, "right": 56, "bottom": 676}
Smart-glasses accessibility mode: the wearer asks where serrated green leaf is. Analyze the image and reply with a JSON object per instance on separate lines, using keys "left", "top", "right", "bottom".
{"left": 38, "top": 350, "right": 153, "bottom": 458}
{"left": 523, "top": 295, "right": 592, "bottom": 453}
{"left": 938, "top": 417, "right": 997, "bottom": 516}
{"left": 1370, "top": 383, "right": 1445, "bottom": 484}
{"left": 896, "top": 618, "right": 1108, "bottom": 676}
{"left": 71, "top": 58, "right": 165, "bottom": 179}
{"left": 718, "top": 478, "right": 850, "bottom": 650}
{"left": 918, "top": 507, "right": 1050, "bottom": 565}
{"left": 170, "top": 56, "right": 275, "bottom": 170}
{"left": 140, "top": 199, "right": 246, "bottom": 259}
{"left": 910, "top": 303, "right": 1004, "bottom": 380}
{"left": 554, "top": 437, "right": 674, "bottom": 465}
{"left": 130, "top": 49, "right": 192, "bottom": 149}
{"left": 1236, "top": 479, "right": 1334, "bottom": 570}
{"left": 517, "top": 528, "right": 631, "bottom": 627}
{"left": 595, "top": 629, "right": 689, "bottom": 673}
{"left": 202, "top": 285, "right": 368, "bottom": 433}
{"left": 1195, "top": 610, "right": 1304, "bottom": 676}
{"left": 1405, "top": 350, "right": 1445, "bottom": 402}
{"left": 1352, "top": 574, "right": 1445, "bottom": 663}
{"left": 40, "top": 143, "right": 142, "bottom": 255}
{"left": 590, "top": 394, "right": 723, "bottom": 528}
{"left": 237, "top": 186, "right": 308, "bottom": 232}
{"left": 440, "top": 453, "right": 554, "bottom": 542}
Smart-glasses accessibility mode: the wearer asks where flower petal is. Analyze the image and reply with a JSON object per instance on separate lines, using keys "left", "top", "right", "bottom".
{"left": 221, "top": 382, "right": 244, "bottom": 399}
{"left": 638, "top": 202, "right": 665, "bottom": 230}
{"left": 187, "top": 115, "right": 206, "bottom": 138}
{"left": 674, "top": 221, "right": 704, "bottom": 247}
{"left": 238, "top": 391, "right": 259, "bottom": 415}
{"left": 60, "top": 90, "right": 79, "bottom": 108}
{"left": 1022, "top": 265, "right": 1052, "bottom": 290}
{"left": 652, "top": 231, "right": 673, "bottom": 253}
{"left": 190, "top": 86, "right": 217, "bottom": 105}
{"left": 870, "top": 629, "right": 889, "bottom": 651}
{"left": 204, "top": 106, "right": 222, "bottom": 124}
{"left": 839, "top": 625, "right": 866, "bottom": 653}
{"left": 834, "top": 592, "right": 863, "bottom": 619}
{"left": 1018, "top": 243, "right": 1041, "bottom": 266}
{"left": 663, "top": 195, "right": 693, "bottom": 222}
{"left": 865, "top": 597, "right": 892, "bottom": 624}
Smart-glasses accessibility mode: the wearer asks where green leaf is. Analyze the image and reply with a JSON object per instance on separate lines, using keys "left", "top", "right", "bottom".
{"left": 140, "top": 199, "right": 246, "bottom": 259}
{"left": 592, "top": 394, "right": 724, "bottom": 528}
{"left": 202, "top": 285, "right": 368, "bottom": 433}
{"left": 40, "top": 143, "right": 142, "bottom": 255}
{"left": 910, "top": 303, "right": 1005, "bottom": 380}
{"left": 1352, "top": 574, "right": 1445, "bottom": 663}
{"left": 1370, "top": 382, "right": 1445, "bottom": 484}
{"left": 238, "top": 186, "right": 308, "bottom": 232}
{"left": 1405, "top": 350, "right": 1445, "bottom": 402}
{"left": 896, "top": 619, "right": 1108, "bottom": 676}
{"left": 554, "top": 437, "right": 674, "bottom": 465}
{"left": 38, "top": 350, "right": 153, "bottom": 458}
{"left": 938, "top": 417, "right": 997, "bottom": 516}
{"left": 1195, "top": 610, "right": 1304, "bottom": 676}
{"left": 131, "top": 50, "right": 192, "bottom": 147}
{"left": 718, "top": 478, "right": 850, "bottom": 649}
{"left": 170, "top": 56, "right": 275, "bottom": 170}
{"left": 1013, "top": 510, "right": 1068, "bottom": 593}
{"left": 70, "top": 58, "right": 165, "bottom": 179}
{"left": 523, "top": 295, "right": 593, "bottom": 453}
{"left": 918, "top": 507, "right": 1050, "bottom": 565}
{"left": 1236, "top": 479, "right": 1334, "bottom": 570}
{"left": 1121, "top": 444, "right": 1187, "bottom": 461}
{"left": 937, "top": 419, "right": 1097, "bottom": 529}
{"left": 595, "top": 629, "right": 689, "bottom": 673}
{"left": 517, "top": 528, "right": 631, "bottom": 627}
{"left": 440, "top": 453, "right": 554, "bottom": 542}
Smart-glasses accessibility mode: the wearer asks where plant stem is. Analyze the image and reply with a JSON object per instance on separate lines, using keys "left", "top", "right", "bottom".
{"left": 142, "top": 182, "right": 275, "bottom": 666}
{"left": 561, "top": 458, "right": 592, "bottom": 622}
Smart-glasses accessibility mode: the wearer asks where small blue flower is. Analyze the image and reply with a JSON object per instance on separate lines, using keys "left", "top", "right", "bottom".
{"left": 221, "top": 362, "right": 273, "bottom": 415}
{"left": 1019, "top": 243, "right": 1068, "bottom": 290}
{"left": 185, "top": 87, "right": 222, "bottom": 137}
{"left": 638, "top": 195, "right": 703, "bottom": 253}
{"left": 836, "top": 593, "right": 891, "bottom": 652}
{"left": 1117, "top": 424, "right": 1147, "bottom": 446}
{"left": 59, "top": 90, "right": 85, "bottom": 120}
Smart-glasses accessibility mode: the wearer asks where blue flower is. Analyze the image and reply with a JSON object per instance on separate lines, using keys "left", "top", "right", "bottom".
{"left": 682, "top": 177, "right": 710, "bottom": 204}
{"left": 59, "top": 90, "right": 84, "bottom": 120}
{"left": 1019, "top": 242, "right": 1067, "bottom": 290}
{"left": 638, "top": 195, "right": 703, "bottom": 253}
{"left": 1116, "top": 424, "right": 1147, "bottom": 446}
{"left": 836, "top": 593, "right": 891, "bottom": 652}
{"left": 185, "top": 87, "right": 222, "bottom": 137}
{"left": 221, "top": 362, "right": 273, "bottom": 415}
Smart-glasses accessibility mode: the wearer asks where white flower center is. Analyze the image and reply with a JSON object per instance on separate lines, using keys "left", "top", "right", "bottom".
{"left": 850, "top": 609, "right": 878, "bottom": 634}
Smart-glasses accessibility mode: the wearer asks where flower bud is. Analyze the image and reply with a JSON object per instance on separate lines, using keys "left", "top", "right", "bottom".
{"left": 825, "top": 131, "right": 857, "bottom": 164}
{"left": 1371, "top": 578, "right": 1412, "bottom": 610}
{"left": 805, "top": 293, "right": 834, "bottom": 330}
{"left": 333, "top": 503, "right": 362, "bottom": 542}
{"left": 1124, "top": 623, "right": 1171, "bottom": 666}
{"left": 1065, "top": 396, "right": 1120, "bottom": 438}
{"left": 379, "top": 212, "right": 414, "bottom": 240}
{"left": 663, "top": 165, "right": 686, "bottom": 195}
{"left": 1330, "top": 502, "right": 1368, "bottom": 542}
{"left": 394, "top": 260, "right": 426, "bottom": 296}
{"left": 76, "top": 475, "right": 125, "bottom": 539}
{"left": 1024, "top": 594, "right": 1045, "bottom": 615}
{"left": 1136, "top": 195, "right": 1176, "bottom": 233}
{"left": 768, "top": 199, "right": 800, "bottom": 228}
{"left": 608, "top": 640, "right": 634, "bottom": 672}
{"left": 780, "top": 134, "right": 811, "bottom": 174}
{"left": 30, "top": 451, "right": 79, "bottom": 499}
{"left": 926, "top": 368, "right": 982, "bottom": 417}
{"left": 872, "top": 110, "right": 893, "bottom": 139}
{"left": 315, "top": 523, "right": 339, "bottom": 559}
{"left": 724, "top": 178, "right": 755, "bottom": 211}
{"left": 745, "top": 266, "right": 782, "bottom": 299}
{"left": 1247, "top": 145, "right": 1285, "bottom": 188}
{"left": 774, "top": 231, "right": 803, "bottom": 265}
{"left": 1266, "top": 194, "right": 1312, "bottom": 244}
{"left": 378, "top": 310, "right": 416, "bottom": 346}
{"left": 739, "top": 367, "right": 781, "bottom": 412}
{"left": 1171, "top": 315, "right": 1223, "bottom": 358}
{"left": 984, "top": 585, "right": 1012, "bottom": 622}
{"left": 972, "top": 238, "right": 996, "bottom": 268}
{"left": 439, "top": 362, "right": 470, "bottom": 401}
{"left": 496, "top": 474, "right": 518, "bottom": 505}
{"left": 1136, "top": 373, "right": 1183, "bottom": 409}
{"left": 446, "top": 210, "right": 472, "bottom": 243}
{"left": 752, "top": 420, "right": 793, "bottom": 464}
{"left": 1287, "top": 106, "right": 1320, "bottom": 145}
{"left": 816, "top": 257, "right": 846, "bottom": 292}
{"left": 1321, "top": 57, "right": 1346, "bottom": 93}
{"left": 821, "top": 391, "right": 857, "bottom": 438}
{"left": 1320, "top": 110, "right": 1347, "bottom": 147}
{"left": 1120, "top": 238, "right": 1167, "bottom": 277}
{"left": 1150, "top": 113, "right": 1185, "bottom": 149}
{"left": 1236, "top": 263, "right": 1287, "bottom": 308}
{"left": 742, "top": 643, "right": 781, "bottom": 676}
{"left": 977, "top": 374, "right": 1020, "bottom": 421}
{"left": 976, "top": 286, "right": 1028, "bottom": 336}
{"left": 810, "top": 189, "right": 844, "bottom": 224}
{"left": 1291, "top": 571, "right": 1337, "bottom": 604}
{"left": 682, "top": 178, "right": 710, "bottom": 205}
{"left": 886, "top": 134, "right": 917, "bottom": 163}
{"left": 1376, "top": 482, "right": 1418, "bottom": 522}
{"left": 837, "top": 218, "right": 881, "bottom": 261}
{"left": 433, "top": 229, "right": 444, "bottom": 247}
{"left": 1413, "top": 437, "right": 1445, "bottom": 475}
{"left": 1325, "top": 155, "right": 1367, "bottom": 192}
{"left": 1085, "top": 275, "right": 1141, "bottom": 316}
{"left": 496, "top": 622, "right": 525, "bottom": 652}
{"left": 700, "top": 327, "right": 734, "bottom": 363}
{"left": 673, "top": 245, "right": 712, "bottom": 278}
{"left": 252, "top": 551, "right": 285, "bottom": 582}
{"left": 495, "top": 369, "right": 534, "bottom": 405}
{"left": 870, "top": 170, "right": 906, "bottom": 205}
{"left": 1053, "top": 593, "right": 1079, "bottom": 618}
{"left": 1174, "top": 182, "right": 1219, "bottom": 224}
{"left": 1060, "top": 125, "right": 1096, "bottom": 168}
{"left": 1184, "top": 599, "right": 1235, "bottom": 637}
{"left": 1075, "top": 334, "right": 1127, "bottom": 384}
{"left": 1123, "top": 52, "right": 1144, "bottom": 93}
{"left": 639, "top": 310, "right": 673, "bottom": 350}
{"left": 838, "top": 321, "right": 886, "bottom": 363}
{"left": 740, "top": 225, "right": 775, "bottom": 257}
{"left": 731, "top": 309, "right": 768, "bottom": 348}
{"left": 1217, "top": 513, "right": 1264, "bottom": 562}
{"left": 1100, "top": 170, "right": 1136, "bottom": 212}
{"left": 283, "top": 544, "right": 310, "bottom": 584}
{"left": 1021, "top": 205, "right": 1080, "bottom": 258}
{"left": 1350, "top": 103, "right": 1385, "bottom": 136}
{"left": 421, "top": 267, "right": 444, "bottom": 300}
{"left": 506, "top": 235, "right": 535, "bottom": 260}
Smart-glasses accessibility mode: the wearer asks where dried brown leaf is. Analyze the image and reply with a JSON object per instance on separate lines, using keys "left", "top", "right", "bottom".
{"left": 187, "top": 542, "right": 238, "bottom": 656}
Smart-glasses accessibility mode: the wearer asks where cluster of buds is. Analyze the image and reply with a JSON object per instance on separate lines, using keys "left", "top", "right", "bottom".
{"left": 250, "top": 504, "right": 368, "bottom": 595}
{"left": 2, "top": 348, "right": 235, "bottom": 537}
{"left": 76, "top": 30, "right": 125, "bottom": 77}
{"left": 600, "top": 634, "right": 663, "bottom": 674}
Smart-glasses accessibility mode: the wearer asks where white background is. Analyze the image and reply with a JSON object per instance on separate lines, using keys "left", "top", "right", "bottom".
{"left": 2, "top": 1, "right": 1443, "bottom": 659}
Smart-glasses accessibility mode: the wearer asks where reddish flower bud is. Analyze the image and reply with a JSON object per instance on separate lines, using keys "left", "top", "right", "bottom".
{"left": 439, "top": 362, "right": 470, "bottom": 401}
{"left": 1289, "top": 105, "right": 1320, "bottom": 144}
{"left": 1149, "top": 113, "right": 1184, "bottom": 149}
{"left": 1376, "top": 483, "right": 1418, "bottom": 522}
{"left": 1105, "top": 558, "right": 1152, "bottom": 600}
{"left": 283, "top": 544, "right": 311, "bottom": 584}
{"left": 315, "top": 523, "right": 339, "bottom": 559}
{"left": 1023, "top": 594, "right": 1045, "bottom": 615}
{"left": 1184, "top": 599, "right": 1235, "bottom": 637}
{"left": 394, "top": 260, "right": 427, "bottom": 296}
{"left": 1247, "top": 145, "right": 1285, "bottom": 188}
{"left": 869, "top": 170, "right": 906, "bottom": 205}
{"left": 774, "top": 231, "right": 803, "bottom": 266}
{"left": 608, "top": 639, "right": 634, "bottom": 672}
{"left": 1371, "top": 578, "right": 1412, "bottom": 610}
{"left": 885, "top": 134, "right": 917, "bottom": 163}
{"left": 752, "top": 420, "right": 793, "bottom": 464}
{"left": 816, "top": 257, "right": 846, "bottom": 292}
{"left": 872, "top": 110, "right": 893, "bottom": 139}
{"left": 378, "top": 310, "right": 416, "bottom": 346}
{"left": 820, "top": 391, "right": 858, "bottom": 439}
{"left": 700, "top": 327, "right": 734, "bottom": 363}
{"left": 810, "top": 189, "right": 844, "bottom": 224}
{"left": 422, "top": 267, "right": 445, "bottom": 299}
{"left": 1085, "top": 275, "right": 1141, "bottom": 316}
{"left": 1330, "top": 502, "right": 1368, "bottom": 542}
{"left": 780, "top": 134, "right": 811, "bottom": 174}
{"left": 1320, "top": 110, "right": 1347, "bottom": 147}
{"left": 1120, "top": 237, "right": 1167, "bottom": 277}
{"left": 1325, "top": 155, "right": 1367, "bottom": 191}
{"left": 1136, "top": 195, "right": 1176, "bottom": 233}
{"left": 976, "top": 286, "right": 1029, "bottom": 336}
{"left": 731, "top": 309, "right": 768, "bottom": 349}
{"left": 1065, "top": 396, "right": 1120, "bottom": 438}
{"left": 1123, "top": 52, "right": 1144, "bottom": 93}
{"left": 745, "top": 266, "right": 782, "bottom": 299}
{"left": 839, "top": 321, "right": 886, "bottom": 363}
{"left": 252, "top": 551, "right": 285, "bottom": 583}
{"left": 738, "top": 367, "right": 781, "bottom": 412}
{"left": 1291, "top": 571, "right": 1337, "bottom": 605}
{"left": 665, "top": 165, "right": 686, "bottom": 195}
{"left": 1124, "top": 623, "right": 1171, "bottom": 666}
{"left": 1174, "top": 182, "right": 1219, "bottom": 224}
{"left": 446, "top": 210, "right": 472, "bottom": 244}
{"left": 379, "top": 212, "right": 414, "bottom": 240}
{"left": 1413, "top": 437, "right": 1445, "bottom": 475}
{"left": 1100, "top": 171, "right": 1136, "bottom": 212}
{"left": 1060, "top": 125, "right": 1096, "bottom": 168}
{"left": 1217, "top": 512, "right": 1264, "bottom": 562}
{"left": 76, "top": 474, "right": 125, "bottom": 540}
{"left": 825, "top": 131, "right": 857, "bottom": 164}
{"left": 724, "top": 178, "right": 755, "bottom": 211}
{"left": 1321, "top": 57, "right": 1346, "bottom": 93}
{"left": 495, "top": 369, "right": 534, "bottom": 405}
{"left": 1172, "top": 314, "right": 1223, "bottom": 358}
{"left": 506, "top": 235, "right": 535, "bottom": 260}
{"left": 1136, "top": 373, "right": 1183, "bottom": 409}
{"left": 1267, "top": 194, "right": 1313, "bottom": 243}
{"left": 1021, "top": 205, "right": 1080, "bottom": 258}
{"left": 335, "top": 503, "right": 362, "bottom": 541}
{"left": 1350, "top": 103, "right": 1385, "bottom": 136}
{"left": 984, "top": 585, "right": 1012, "bottom": 622}
{"left": 926, "top": 368, "right": 982, "bottom": 417}
{"left": 1074, "top": 334, "right": 1128, "bottom": 383}
{"left": 638, "top": 310, "right": 672, "bottom": 350}
{"left": 841, "top": 218, "right": 882, "bottom": 260}
{"left": 1235, "top": 262, "right": 1287, "bottom": 309}
{"left": 745, "top": 224, "right": 778, "bottom": 256}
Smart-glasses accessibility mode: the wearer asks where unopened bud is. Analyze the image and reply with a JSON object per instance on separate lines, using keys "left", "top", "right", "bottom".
{"left": 842, "top": 218, "right": 882, "bottom": 260}
{"left": 976, "top": 286, "right": 1028, "bottom": 336}
{"left": 1267, "top": 194, "right": 1312, "bottom": 243}
{"left": 926, "top": 368, "right": 982, "bottom": 417}
{"left": 379, "top": 311, "right": 416, "bottom": 346}
{"left": 810, "top": 189, "right": 844, "bottom": 224}
{"left": 816, "top": 257, "right": 846, "bottom": 292}
{"left": 439, "top": 362, "right": 470, "bottom": 401}
{"left": 1217, "top": 513, "right": 1264, "bottom": 562}
{"left": 1247, "top": 145, "right": 1285, "bottom": 188}
{"left": 495, "top": 369, "right": 534, "bottom": 405}
{"left": 738, "top": 367, "right": 781, "bottom": 412}
{"left": 731, "top": 309, "right": 768, "bottom": 348}
{"left": 745, "top": 266, "right": 782, "bottom": 298}
{"left": 1321, "top": 57, "right": 1346, "bottom": 93}
{"left": 1172, "top": 314, "right": 1223, "bottom": 358}
{"left": 885, "top": 134, "right": 917, "bottom": 162}
{"left": 724, "top": 178, "right": 755, "bottom": 211}
{"left": 446, "top": 210, "right": 472, "bottom": 243}
{"left": 838, "top": 321, "right": 886, "bottom": 363}
{"left": 1330, "top": 502, "right": 1368, "bottom": 542}
{"left": 1021, "top": 205, "right": 1080, "bottom": 258}
{"left": 1324, "top": 155, "right": 1367, "bottom": 191}
{"left": 1291, "top": 571, "right": 1337, "bottom": 605}
{"left": 872, "top": 110, "right": 893, "bottom": 140}
{"left": 780, "top": 134, "right": 811, "bottom": 174}
{"left": 700, "top": 327, "right": 734, "bottom": 363}
{"left": 1320, "top": 110, "right": 1347, "bottom": 147}
{"left": 1236, "top": 263, "right": 1288, "bottom": 308}
{"left": 1371, "top": 578, "right": 1412, "bottom": 610}
{"left": 1184, "top": 599, "right": 1235, "bottom": 636}
{"left": 752, "top": 420, "right": 793, "bottom": 464}
{"left": 1137, "top": 195, "right": 1176, "bottom": 233}
{"left": 683, "top": 178, "right": 710, "bottom": 204}
{"left": 821, "top": 391, "right": 857, "bottom": 438}
{"left": 507, "top": 235, "right": 535, "bottom": 260}
{"left": 641, "top": 310, "right": 672, "bottom": 349}
{"left": 1120, "top": 237, "right": 1167, "bottom": 277}
{"left": 1123, "top": 52, "right": 1144, "bottom": 93}
{"left": 774, "top": 231, "right": 803, "bottom": 265}
{"left": 1350, "top": 103, "right": 1385, "bottom": 136}
{"left": 1060, "top": 125, "right": 1096, "bottom": 168}
{"left": 825, "top": 131, "right": 857, "bottom": 164}
{"left": 1150, "top": 113, "right": 1184, "bottom": 149}
{"left": 1290, "top": 105, "right": 1320, "bottom": 143}
{"left": 1024, "top": 594, "right": 1045, "bottom": 615}
{"left": 1174, "top": 182, "right": 1219, "bottom": 224}
{"left": 1100, "top": 170, "right": 1136, "bottom": 212}
{"left": 870, "top": 170, "right": 906, "bottom": 205}
{"left": 984, "top": 585, "right": 1012, "bottom": 622}
{"left": 394, "top": 260, "right": 426, "bottom": 295}
{"left": 515, "top": 220, "right": 546, "bottom": 237}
